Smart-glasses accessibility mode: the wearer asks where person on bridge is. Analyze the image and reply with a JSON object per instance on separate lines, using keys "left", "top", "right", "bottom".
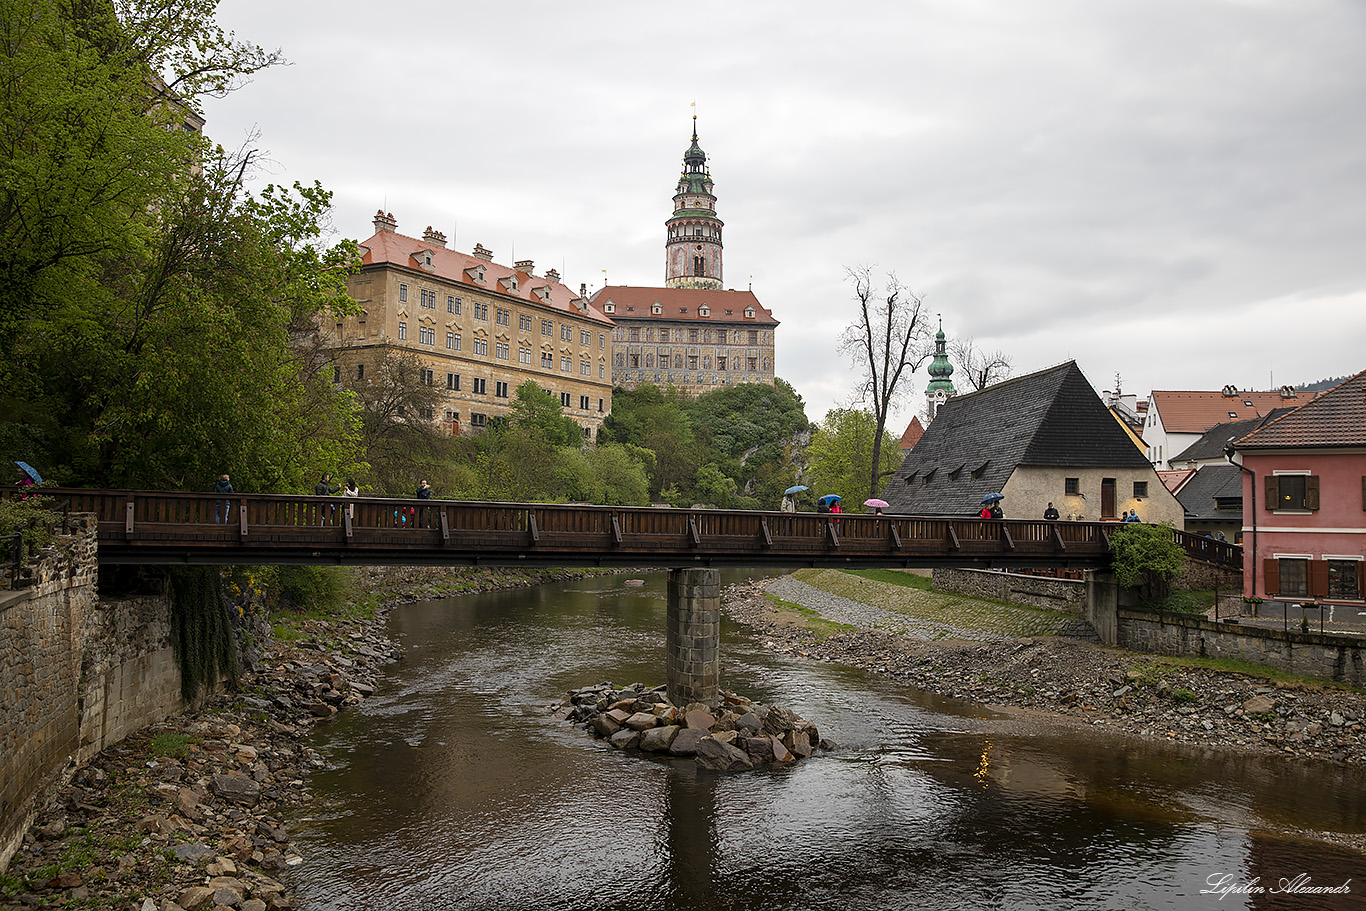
{"left": 416, "top": 479, "right": 432, "bottom": 527}
{"left": 1124, "top": 510, "right": 1141, "bottom": 523}
{"left": 213, "top": 473, "right": 234, "bottom": 524}
{"left": 989, "top": 502, "right": 1003, "bottom": 519}
{"left": 1044, "top": 502, "right": 1059, "bottom": 520}
{"left": 342, "top": 479, "right": 359, "bottom": 521}
{"left": 316, "top": 473, "right": 339, "bottom": 524}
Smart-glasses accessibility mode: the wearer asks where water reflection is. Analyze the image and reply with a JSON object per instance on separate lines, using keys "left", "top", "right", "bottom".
{"left": 290, "top": 571, "right": 1366, "bottom": 910}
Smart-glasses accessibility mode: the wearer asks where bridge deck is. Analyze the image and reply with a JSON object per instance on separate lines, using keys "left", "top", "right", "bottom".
{"left": 7, "top": 489, "right": 1243, "bottom": 571}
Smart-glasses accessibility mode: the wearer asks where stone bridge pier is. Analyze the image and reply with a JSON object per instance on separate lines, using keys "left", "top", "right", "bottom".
{"left": 666, "top": 568, "right": 720, "bottom": 707}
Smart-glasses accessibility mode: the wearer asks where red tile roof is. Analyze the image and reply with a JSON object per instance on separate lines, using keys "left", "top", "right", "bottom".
{"left": 1158, "top": 468, "right": 1195, "bottom": 493}
{"left": 589, "top": 285, "right": 778, "bottom": 325}
{"left": 1235, "top": 369, "right": 1366, "bottom": 450}
{"left": 359, "top": 228, "right": 614, "bottom": 326}
{"left": 1149, "top": 389, "right": 1311, "bottom": 433}
{"left": 900, "top": 417, "right": 925, "bottom": 450}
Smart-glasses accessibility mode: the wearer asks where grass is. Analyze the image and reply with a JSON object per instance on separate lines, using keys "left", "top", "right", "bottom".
{"left": 841, "top": 568, "right": 934, "bottom": 590}
{"left": 790, "top": 567, "right": 1076, "bottom": 641}
{"left": 150, "top": 732, "right": 197, "bottom": 757}
{"left": 763, "top": 594, "right": 857, "bottom": 638}
{"left": 1124, "top": 654, "right": 1362, "bottom": 693}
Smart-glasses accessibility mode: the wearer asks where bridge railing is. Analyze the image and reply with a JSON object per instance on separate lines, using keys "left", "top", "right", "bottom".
{"left": 0, "top": 487, "right": 1242, "bottom": 570}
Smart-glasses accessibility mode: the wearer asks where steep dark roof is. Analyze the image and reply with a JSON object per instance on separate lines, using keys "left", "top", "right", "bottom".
{"left": 1174, "top": 464, "right": 1243, "bottom": 524}
{"left": 881, "top": 361, "right": 1150, "bottom": 515}
{"left": 1170, "top": 408, "right": 1296, "bottom": 463}
{"left": 1235, "top": 368, "right": 1366, "bottom": 450}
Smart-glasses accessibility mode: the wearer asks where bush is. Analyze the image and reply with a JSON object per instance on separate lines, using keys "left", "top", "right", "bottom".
{"left": 276, "top": 565, "right": 353, "bottom": 612}
{"left": 1110, "top": 523, "right": 1187, "bottom": 604}
{"left": 0, "top": 495, "right": 63, "bottom": 565}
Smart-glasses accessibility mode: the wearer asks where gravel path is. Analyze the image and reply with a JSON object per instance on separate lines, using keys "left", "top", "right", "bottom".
{"left": 765, "top": 574, "right": 1007, "bottom": 641}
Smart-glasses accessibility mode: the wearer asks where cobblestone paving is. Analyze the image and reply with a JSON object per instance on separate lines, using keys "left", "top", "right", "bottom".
{"left": 769, "top": 569, "right": 1091, "bottom": 641}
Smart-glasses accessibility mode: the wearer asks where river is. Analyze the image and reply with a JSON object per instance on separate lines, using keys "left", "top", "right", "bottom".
{"left": 286, "top": 571, "right": 1366, "bottom": 910}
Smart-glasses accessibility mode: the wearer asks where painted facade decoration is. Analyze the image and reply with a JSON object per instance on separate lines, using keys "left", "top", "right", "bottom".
{"left": 594, "top": 120, "right": 778, "bottom": 396}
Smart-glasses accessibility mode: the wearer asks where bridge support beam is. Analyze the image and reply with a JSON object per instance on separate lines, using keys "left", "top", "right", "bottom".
{"left": 666, "top": 568, "right": 720, "bottom": 707}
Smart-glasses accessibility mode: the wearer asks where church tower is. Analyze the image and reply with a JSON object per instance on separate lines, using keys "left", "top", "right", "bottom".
{"left": 925, "top": 318, "right": 956, "bottom": 422}
{"left": 665, "top": 117, "right": 724, "bottom": 290}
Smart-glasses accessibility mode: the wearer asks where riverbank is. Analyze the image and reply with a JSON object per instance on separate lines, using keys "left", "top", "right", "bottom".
{"left": 723, "top": 569, "right": 1366, "bottom": 853}
{"left": 0, "top": 566, "right": 605, "bottom": 911}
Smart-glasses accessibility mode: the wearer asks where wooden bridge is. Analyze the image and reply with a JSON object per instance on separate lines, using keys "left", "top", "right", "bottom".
{"left": 9, "top": 488, "right": 1243, "bottom": 572}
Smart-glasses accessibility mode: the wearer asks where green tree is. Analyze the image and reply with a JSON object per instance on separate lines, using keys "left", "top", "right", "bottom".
{"left": 0, "top": 1, "right": 362, "bottom": 492}
{"left": 599, "top": 384, "right": 699, "bottom": 499}
{"left": 1109, "top": 523, "right": 1188, "bottom": 607}
{"left": 805, "top": 408, "right": 902, "bottom": 511}
{"left": 509, "top": 380, "right": 584, "bottom": 448}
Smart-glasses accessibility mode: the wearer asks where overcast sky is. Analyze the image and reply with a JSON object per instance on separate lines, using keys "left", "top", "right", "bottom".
{"left": 205, "top": 0, "right": 1366, "bottom": 427}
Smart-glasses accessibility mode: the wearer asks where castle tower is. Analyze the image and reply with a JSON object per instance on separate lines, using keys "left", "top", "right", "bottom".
{"left": 925, "top": 318, "right": 956, "bottom": 422}
{"left": 664, "top": 117, "right": 724, "bottom": 290}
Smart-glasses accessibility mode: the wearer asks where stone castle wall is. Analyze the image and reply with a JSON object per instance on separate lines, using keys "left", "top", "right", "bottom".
{"left": 0, "top": 519, "right": 184, "bottom": 871}
{"left": 1118, "top": 612, "right": 1365, "bottom": 686}
{"left": 932, "top": 567, "right": 1088, "bottom": 613}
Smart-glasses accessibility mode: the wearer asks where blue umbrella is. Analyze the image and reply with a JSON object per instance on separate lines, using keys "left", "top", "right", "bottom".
{"left": 783, "top": 485, "right": 809, "bottom": 495}
{"left": 981, "top": 492, "right": 1004, "bottom": 504}
{"left": 14, "top": 461, "right": 41, "bottom": 484}
{"left": 817, "top": 494, "right": 842, "bottom": 506}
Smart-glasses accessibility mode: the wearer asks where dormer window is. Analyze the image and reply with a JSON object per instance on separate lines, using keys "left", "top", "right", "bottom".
{"left": 475, "top": 265, "right": 486, "bottom": 283}
{"left": 699, "top": 305, "right": 710, "bottom": 317}
{"left": 651, "top": 302, "right": 662, "bottom": 315}
{"left": 744, "top": 306, "right": 755, "bottom": 319}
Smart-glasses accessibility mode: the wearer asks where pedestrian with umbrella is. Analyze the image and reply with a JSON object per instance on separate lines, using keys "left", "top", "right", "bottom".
{"left": 980, "top": 492, "right": 1004, "bottom": 519}
{"left": 864, "top": 497, "right": 889, "bottom": 516}
{"left": 781, "top": 484, "right": 808, "bottom": 513}
{"left": 13, "top": 461, "right": 41, "bottom": 500}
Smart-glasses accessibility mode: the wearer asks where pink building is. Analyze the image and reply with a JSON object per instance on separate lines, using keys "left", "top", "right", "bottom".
{"left": 1230, "top": 369, "right": 1366, "bottom": 605}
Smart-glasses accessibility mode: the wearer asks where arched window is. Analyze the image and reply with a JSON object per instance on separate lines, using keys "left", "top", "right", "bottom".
{"left": 693, "top": 256, "right": 704, "bottom": 276}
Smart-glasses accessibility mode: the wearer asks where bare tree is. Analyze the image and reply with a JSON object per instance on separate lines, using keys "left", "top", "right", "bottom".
{"left": 949, "top": 336, "right": 1012, "bottom": 392}
{"left": 838, "top": 266, "right": 932, "bottom": 498}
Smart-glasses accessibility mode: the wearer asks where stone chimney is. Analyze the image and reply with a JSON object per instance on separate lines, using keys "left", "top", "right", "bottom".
{"left": 423, "top": 226, "right": 447, "bottom": 248}
{"left": 1279, "top": 385, "right": 1298, "bottom": 399}
{"left": 373, "top": 210, "right": 397, "bottom": 233}
{"left": 580, "top": 283, "right": 588, "bottom": 298}
{"left": 472, "top": 243, "right": 493, "bottom": 262}
{"left": 546, "top": 268, "right": 560, "bottom": 283}
{"left": 514, "top": 259, "right": 535, "bottom": 275}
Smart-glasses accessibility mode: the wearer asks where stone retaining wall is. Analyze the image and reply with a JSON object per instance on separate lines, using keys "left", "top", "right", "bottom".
{"left": 1118, "top": 611, "right": 1366, "bottom": 686}
{"left": 0, "top": 519, "right": 184, "bottom": 871}
{"left": 932, "top": 567, "right": 1088, "bottom": 613}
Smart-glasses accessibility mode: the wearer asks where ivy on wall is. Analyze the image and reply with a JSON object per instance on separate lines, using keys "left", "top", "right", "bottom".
{"left": 167, "top": 567, "right": 239, "bottom": 701}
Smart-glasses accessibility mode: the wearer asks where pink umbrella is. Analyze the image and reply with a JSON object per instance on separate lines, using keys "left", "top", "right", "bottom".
{"left": 864, "top": 498, "right": 889, "bottom": 509}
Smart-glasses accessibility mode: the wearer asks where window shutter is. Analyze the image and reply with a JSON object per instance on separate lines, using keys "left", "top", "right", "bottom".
{"left": 1361, "top": 476, "right": 1365, "bottom": 511}
{"left": 1357, "top": 562, "right": 1366, "bottom": 600}
{"left": 1264, "top": 475, "right": 1277, "bottom": 510}
{"left": 1263, "top": 558, "right": 1280, "bottom": 595}
{"left": 1309, "top": 560, "right": 1330, "bottom": 598}
{"left": 1305, "top": 475, "right": 1320, "bottom": 510}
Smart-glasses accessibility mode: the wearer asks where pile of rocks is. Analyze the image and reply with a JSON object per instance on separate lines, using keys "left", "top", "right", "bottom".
{"left": 2, "top": 617, "right": 404, "bottom": 910}
{"left": 560, "top": 683, "right": 835, "bottom": 772}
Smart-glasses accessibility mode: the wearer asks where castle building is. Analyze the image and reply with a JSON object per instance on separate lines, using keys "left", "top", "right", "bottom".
{"left": 592, "top": 120, "right": 778, "bottom": 395}
{"left": 327, "top": 212, "right": 615, "bottom": 437}
{"left": 924, "top": 319, "right": 956, "bottom": 422}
